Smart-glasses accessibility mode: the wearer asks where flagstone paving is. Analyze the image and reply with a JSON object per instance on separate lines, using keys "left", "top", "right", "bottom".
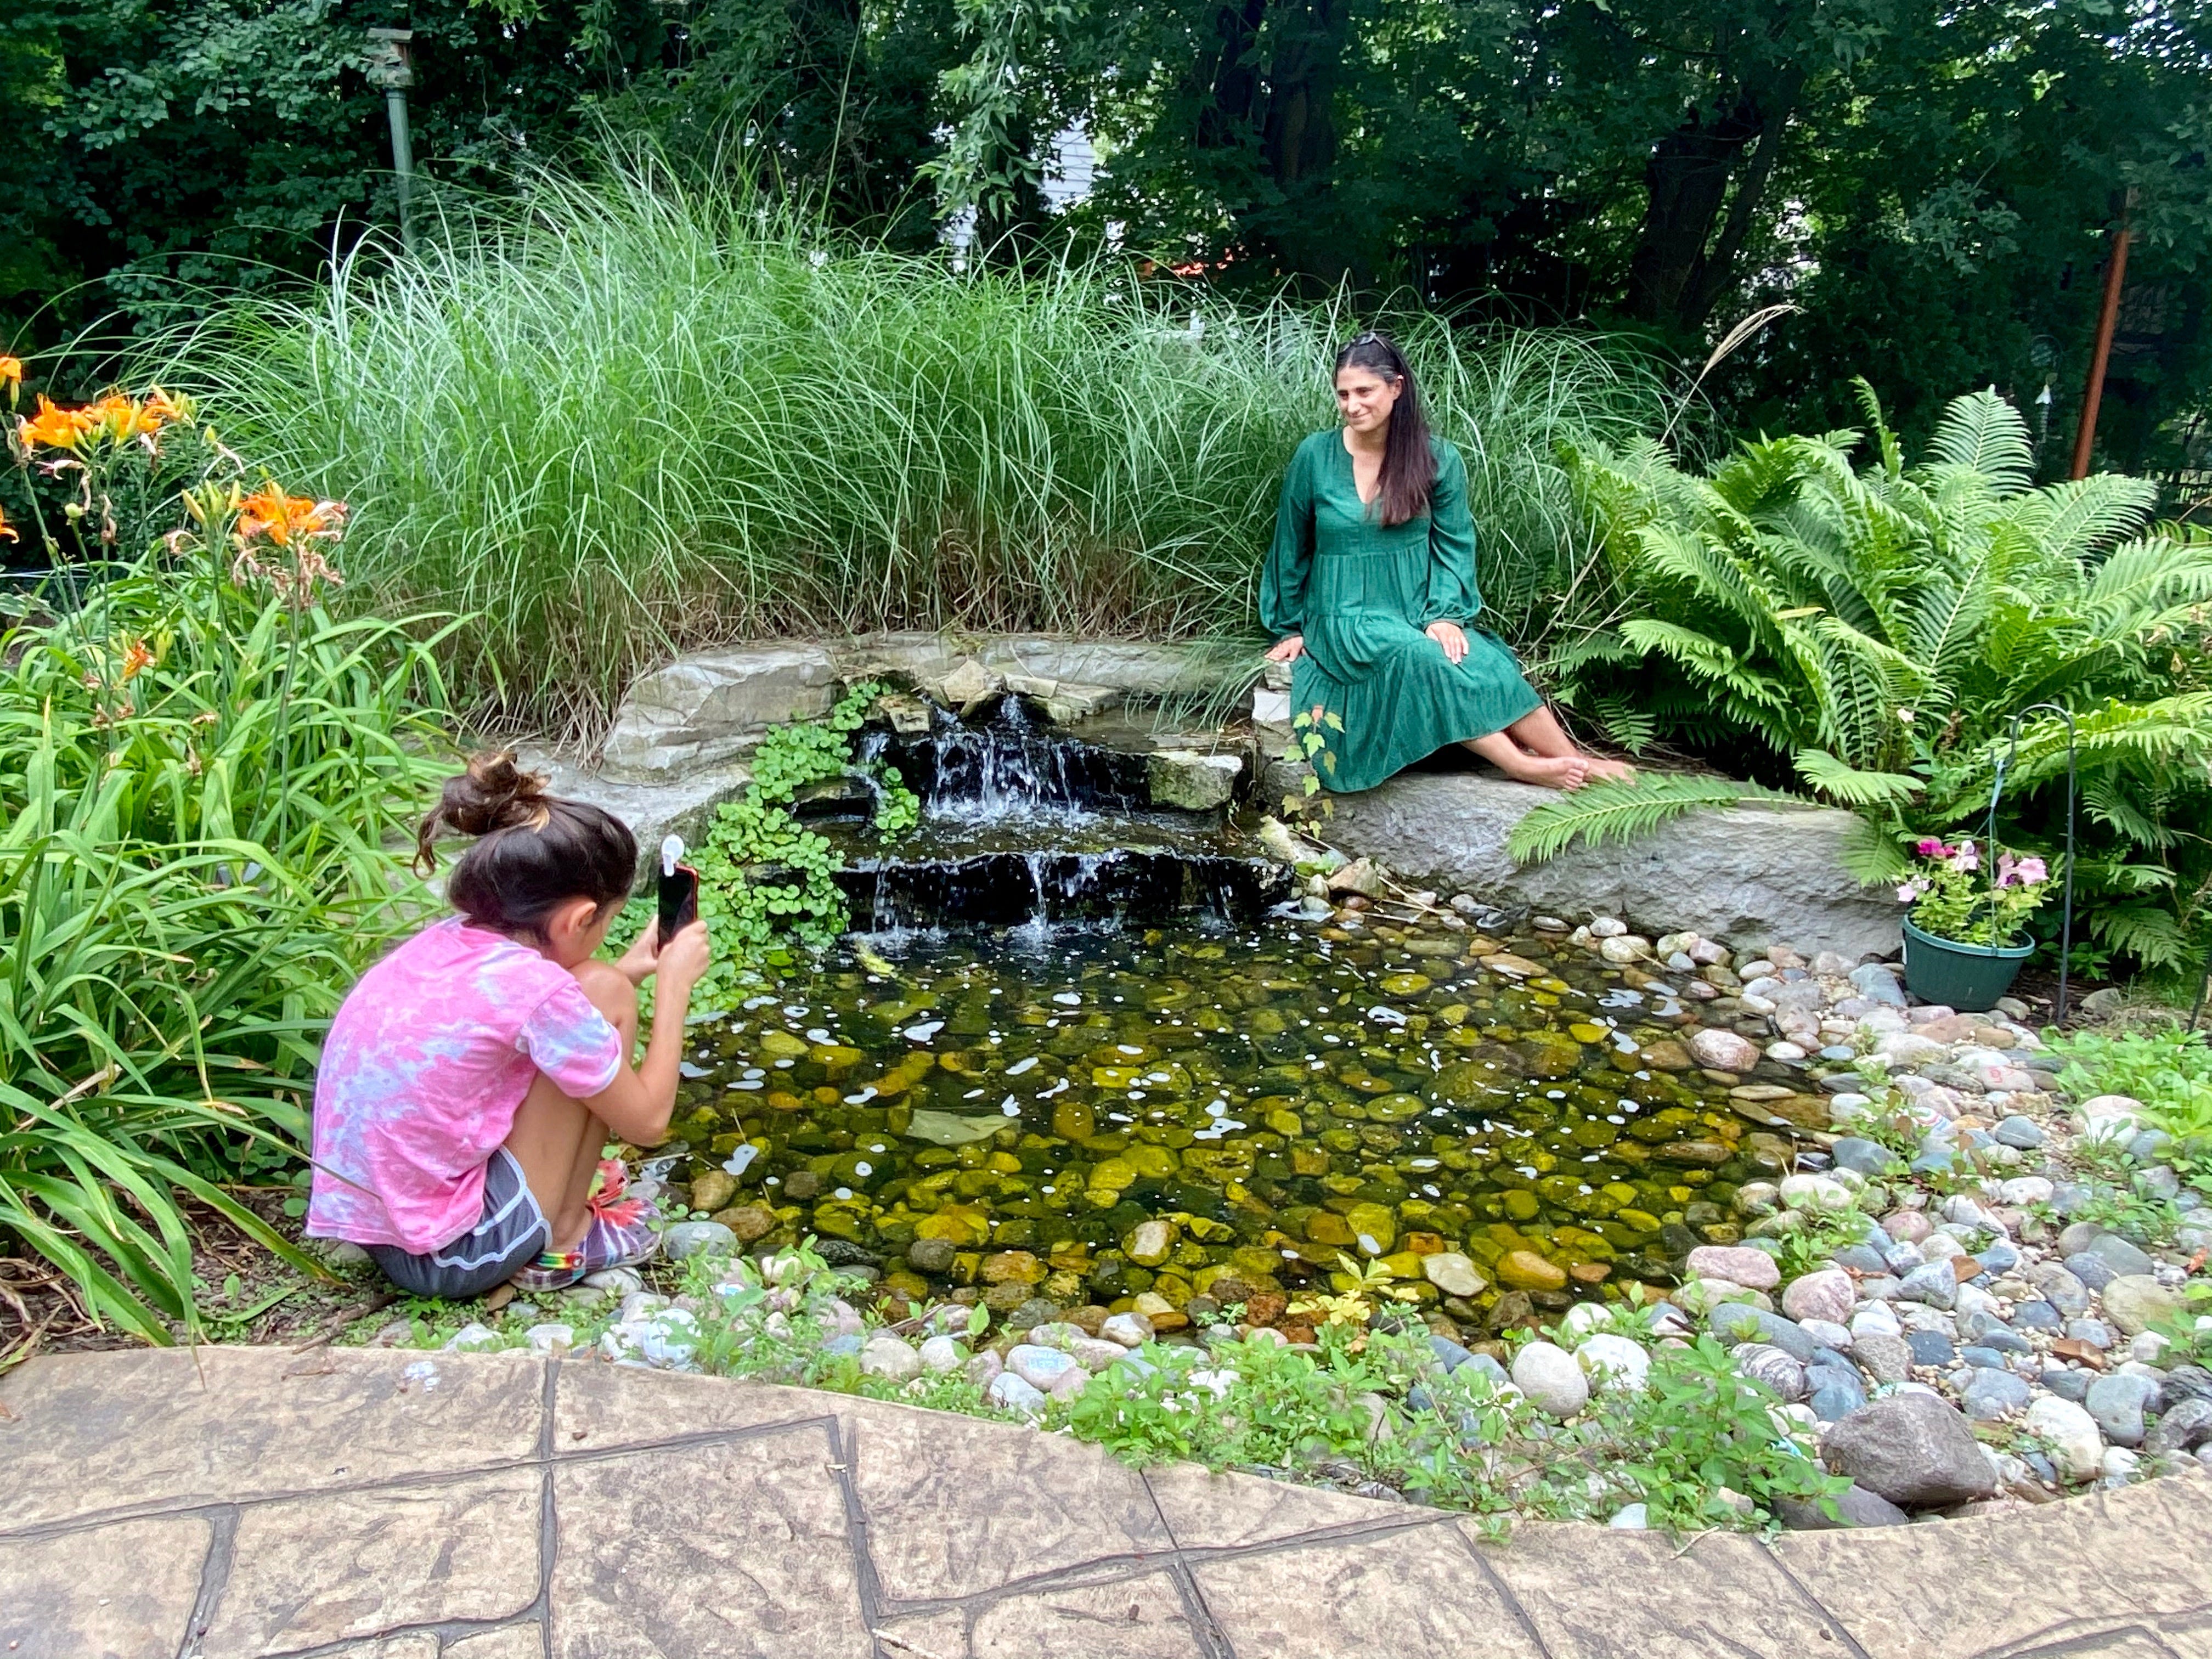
{"left": 3, "top": 1346, "right": 2209, "bottom": 1659}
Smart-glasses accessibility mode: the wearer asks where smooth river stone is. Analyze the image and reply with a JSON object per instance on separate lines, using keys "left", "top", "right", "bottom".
{"left": 1511, "top": 1341, "right": 1590, "bottom": 1418}
{"left": 1420, "top": 1252, "right": 1486, "bottom": 1297}
{"left": 1496, "top": 1249, "right": 1567, "bottom": 1291}
{"left": 2101, "top": 1275, "right": 2183, "bottom": 1337}
{"left": 1685, "top": 1245, "right": 1781, "bottom": 1291}
{"left": 1821, "top": 1392, "right": 1996, "bottom": 1507}
{"left": 1689, "top": 1028, "right": 1762, "bottom": 1072}
{"left": 1781, "top": 1269, "right": 1855, "bottom": 1327}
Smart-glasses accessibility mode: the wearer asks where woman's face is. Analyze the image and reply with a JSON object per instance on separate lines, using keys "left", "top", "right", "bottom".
{"left": 1335, "top": 364, "right": 1400, "bottom": 436}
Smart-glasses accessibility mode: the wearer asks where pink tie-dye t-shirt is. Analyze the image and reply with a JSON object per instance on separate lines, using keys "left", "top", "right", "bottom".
{"left": 308, "top": 917, "right": 625, "bottom": 1252}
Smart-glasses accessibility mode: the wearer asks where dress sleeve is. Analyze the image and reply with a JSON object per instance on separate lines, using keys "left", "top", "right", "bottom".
{"left": 1259, "top": 441, "right": 1316, "bottom": 639}
{"left": 1422, "top": 442, "right": 1483, "bottom": 625}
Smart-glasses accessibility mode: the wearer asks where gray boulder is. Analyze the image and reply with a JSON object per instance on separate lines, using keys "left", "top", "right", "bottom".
{"left": 528, "top": 749, "right": 754, "bottom": 888}
{"left": 1147, "top": 749, "right": 1243, "bottom": 811}
{"left": 601, "top": 644, "right": 837, "bottom": 781}
{"left": 1820, "top": 1392, "right": 1998, "bottom": 1508}
{"left": 1261, "top": 766, "right": 1901, "bottom": 958}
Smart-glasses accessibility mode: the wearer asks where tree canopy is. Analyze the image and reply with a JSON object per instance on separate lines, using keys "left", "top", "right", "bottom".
{"left": 5, "top": 0, "right": 2208, "bottom": 470}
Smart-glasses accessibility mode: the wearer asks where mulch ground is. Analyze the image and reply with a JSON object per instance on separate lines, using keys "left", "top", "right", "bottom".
{"left": 0, "top": 1190, "right": 403, "bottom": 1374}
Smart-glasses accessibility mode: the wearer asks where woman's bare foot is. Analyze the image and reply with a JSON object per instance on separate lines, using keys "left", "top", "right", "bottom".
{"left": 1584, "top": 756, "right": 1637, "bottom": 782}
{"left": 1488, "top": 749, "right": 1591, "bottom": 789}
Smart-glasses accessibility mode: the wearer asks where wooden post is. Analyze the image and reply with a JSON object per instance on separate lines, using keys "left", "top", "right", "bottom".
{"left": 2069, "top": 217, "right": 2131, "bottom": 479}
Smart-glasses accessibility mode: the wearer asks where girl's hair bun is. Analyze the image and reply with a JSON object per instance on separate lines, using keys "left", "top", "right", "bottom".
{"left": 412, "top": 751, "right": 639, "bottom": 942}
{"left": 415, "top": 751, "right": 551, "bottom": 868}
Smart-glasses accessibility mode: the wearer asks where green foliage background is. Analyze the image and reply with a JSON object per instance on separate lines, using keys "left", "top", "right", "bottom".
{"left": 8, "top": 0, "right": 2210, "bottom": 477}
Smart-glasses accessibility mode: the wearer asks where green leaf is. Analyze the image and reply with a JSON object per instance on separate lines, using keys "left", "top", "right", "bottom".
{"left": 1792, "top": 749, "right": 1923, "bottom": 806}
{"left": 1506, "top": 774, "right": 1801, "bottom": 865}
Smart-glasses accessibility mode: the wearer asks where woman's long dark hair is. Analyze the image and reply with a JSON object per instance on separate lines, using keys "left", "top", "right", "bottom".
{"left": 1335, "top": 330, "right": 1436, "bottom": 527}
{"left": 414, "top": 751, "right": 637, "bottom": 943}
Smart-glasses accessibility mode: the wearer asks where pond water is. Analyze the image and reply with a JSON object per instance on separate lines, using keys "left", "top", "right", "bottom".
{"left": 653, "top": 691, "right": 1815, "bottom": 1339}
{"left": 663, "top": 909, "right": 1804, "bottom": 1339}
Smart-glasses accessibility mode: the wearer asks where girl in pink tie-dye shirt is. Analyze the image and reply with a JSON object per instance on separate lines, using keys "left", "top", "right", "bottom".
{"left": 308, "top": 753, "right": 712, "bottom": 1298}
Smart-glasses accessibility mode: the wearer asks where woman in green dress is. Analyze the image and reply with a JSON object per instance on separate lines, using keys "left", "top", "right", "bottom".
{"left": 1261, "top": 330, "right": 1629, "bottom": 793}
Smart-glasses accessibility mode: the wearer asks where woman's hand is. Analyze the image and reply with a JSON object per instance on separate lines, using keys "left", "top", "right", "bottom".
{"left": 1426, "top": 620, "right": 1468, "bottom": 664}
{"left": 1266, "top": 634, "right": 1306, "bottom": 663}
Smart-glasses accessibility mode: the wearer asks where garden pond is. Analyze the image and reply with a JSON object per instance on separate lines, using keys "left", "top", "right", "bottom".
{"left": 654, "top": 910, "right": 1819, "bottom": 1339}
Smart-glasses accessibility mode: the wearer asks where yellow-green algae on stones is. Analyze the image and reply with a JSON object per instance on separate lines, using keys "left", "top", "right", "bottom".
{"left": 657, "top": 917, "right": 1792, "bottom": 1335}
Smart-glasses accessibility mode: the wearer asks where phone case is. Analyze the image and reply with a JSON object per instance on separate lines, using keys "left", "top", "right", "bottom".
{"left": 657, "top": 864, "right": 698, "bottom": 939}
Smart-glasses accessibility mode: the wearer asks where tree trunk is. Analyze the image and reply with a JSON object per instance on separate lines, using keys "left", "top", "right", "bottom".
{"left": 1259, "top": 0, "right": 1350, "bottom": 284}
{"left": 1624, "top": 71, "right": 1799, "bottom": 331}
{"left": 1261, "top": 0, "right": 1346, "bottom": 194}
{"left": 1196, "top": 0, "right": 1269, "bottom": 147}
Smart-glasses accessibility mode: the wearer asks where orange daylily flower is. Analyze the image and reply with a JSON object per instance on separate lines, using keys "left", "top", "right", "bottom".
{"left": 16, "top": 394, "right": 94, "bottom": 451}
{"left": 119, "top": 638, "right": 155, "bottom": 683}
{"left": 0, "top": 503, "right": 16, "bottom": 543}
{"left": 0, "top": 357, "right": 20, "bottom": 397}
{"left": 85, "top": 390, "right": 180, "bottom": 443}
{"left": 236, "top": 484, "right": 347, "bottom": 548}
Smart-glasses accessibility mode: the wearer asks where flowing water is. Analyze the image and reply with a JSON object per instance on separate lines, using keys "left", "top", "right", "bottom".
{"left": 664, "top": 696, "right": 1804, "bottom": 1335}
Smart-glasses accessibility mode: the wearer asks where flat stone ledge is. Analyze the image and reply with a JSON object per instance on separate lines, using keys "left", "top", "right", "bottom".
{"left": 523, "top": 745, "right": 754, "bottom": 883}
{"left": 595, "top": 634, "right": 1260, "bottom": 785}
{"left": 3, "top": 1348, "right": 2207, "bottom": 1659}
{"left": 1268, "top": 763, "right": 1901, "bottom": 960}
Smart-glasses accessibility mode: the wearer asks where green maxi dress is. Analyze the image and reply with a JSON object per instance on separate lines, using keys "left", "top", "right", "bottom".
{"left": 1261, "top": 428, "right": 1541, "bottom": 793}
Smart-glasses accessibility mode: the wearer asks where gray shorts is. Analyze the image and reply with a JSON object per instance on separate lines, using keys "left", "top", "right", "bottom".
{"left": 365, "top": 1147, "right": 549, "bottom": 1300}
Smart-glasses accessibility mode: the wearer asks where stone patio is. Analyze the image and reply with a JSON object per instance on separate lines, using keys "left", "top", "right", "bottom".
{"left": 3, "top": 1347, "right": 2209, "bottom": 1659}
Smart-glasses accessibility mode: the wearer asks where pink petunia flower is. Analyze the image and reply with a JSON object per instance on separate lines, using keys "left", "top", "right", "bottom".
{"left": 1915, "top": 838, "right": 1949, "bottom": 857}
{"left": 1952, "top": 840, "right": 1980, "bottom": 871}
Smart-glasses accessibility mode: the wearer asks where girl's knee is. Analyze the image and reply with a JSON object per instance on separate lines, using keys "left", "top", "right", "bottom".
{"left": 569, "top": 958, "right": 639, "bottom": 1036}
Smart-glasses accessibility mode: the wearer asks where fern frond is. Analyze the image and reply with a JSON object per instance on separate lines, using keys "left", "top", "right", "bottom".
{"left": 1838, "top": 815, "right": 1914, "bottom": 886}
{"left": 2007, "top": 475, "right": 2157, "bottom": 562}
{"left": 1923, "top": 388, "right": 2033, "bottom": 494}
{"left": 1794, "top": 748, "right": 1924, "bottom": 805}
{"left": 1506, "top": 773, "right": 1801, "bottom": 865}
{"left": 1585, "top": 692, "right": 1660, "bottom": 754}
{"left": 2089, "top": 905, "right": 2192, "bottom": 970}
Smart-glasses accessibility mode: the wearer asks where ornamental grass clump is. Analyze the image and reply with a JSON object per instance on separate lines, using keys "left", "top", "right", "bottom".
{"left": 2, "top": 386, "right": 451, "bottom": 1351}
{"left": 1897, "top": 836, "right": 2053, "bottom": 946}
{"left": 160, "top": 153, "right": 1665, "bottom": 740}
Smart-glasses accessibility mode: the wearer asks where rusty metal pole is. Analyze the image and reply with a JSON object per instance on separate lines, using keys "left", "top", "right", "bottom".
{"left": 2068, "top": 215, "right": 2131, "bottom": 479}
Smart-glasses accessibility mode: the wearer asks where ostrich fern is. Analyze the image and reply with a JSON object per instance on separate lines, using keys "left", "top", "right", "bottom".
{"left": 1565, "top": 385, "right": 2212, "bottom": 975}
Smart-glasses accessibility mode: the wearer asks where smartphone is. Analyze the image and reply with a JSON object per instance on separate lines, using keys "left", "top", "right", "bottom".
{"left": 657, "top": 834, "right": 699, "bottom": 941}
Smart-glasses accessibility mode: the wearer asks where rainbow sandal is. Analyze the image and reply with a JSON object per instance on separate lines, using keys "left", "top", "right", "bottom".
{"left": 508, "top": 1246, "right": 585, "bottom": 1293}
{"left": 580, "top": 1158, "right": 662, "bottom": 1273}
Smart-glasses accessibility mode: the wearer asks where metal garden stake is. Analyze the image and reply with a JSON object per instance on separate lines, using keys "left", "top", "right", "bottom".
{"left": 1988, "top": 705, "right": 2078, "bottom": 1022}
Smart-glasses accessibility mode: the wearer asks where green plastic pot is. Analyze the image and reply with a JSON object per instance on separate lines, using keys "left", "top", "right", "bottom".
{"left": 1900, "top": 915, "right": 2035, "bottom": 1012}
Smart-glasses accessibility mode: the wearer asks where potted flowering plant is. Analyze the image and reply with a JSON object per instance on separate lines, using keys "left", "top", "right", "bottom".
{"left": 1895, "top": 837, "right": 2051, "bottom": 1010}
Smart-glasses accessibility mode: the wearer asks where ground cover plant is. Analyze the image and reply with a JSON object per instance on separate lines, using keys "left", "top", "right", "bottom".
{"left": 160, "top": 158, "right": 1669, "bottom": 741}
{"left": 1, "top": 387, "right": 452, "bottom": 1348}
{"left": 2051, "top": 1025, "right": 2212, "bottom": 1200}
{"left": 397, "top": 1239, "right": 1846, "bottom": 1536}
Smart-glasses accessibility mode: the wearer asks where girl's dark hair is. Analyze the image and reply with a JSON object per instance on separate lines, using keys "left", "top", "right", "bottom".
{"left": 414, "top": 752, "right": 636, "bottom": 941}
{"left": 1334, "top": 330, "right": 1437, "bottom": 527}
